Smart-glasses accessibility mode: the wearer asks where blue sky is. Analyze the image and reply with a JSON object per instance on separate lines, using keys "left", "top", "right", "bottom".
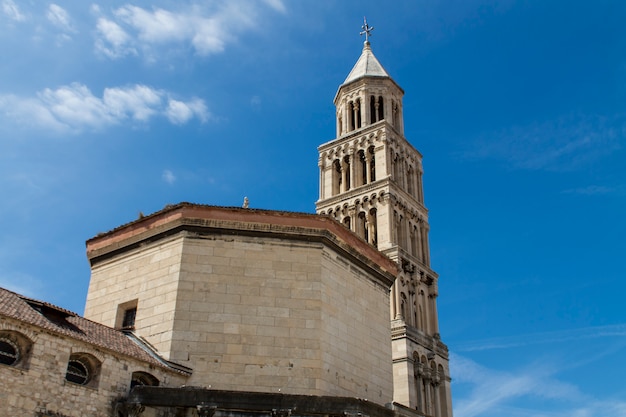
{"left": 1, "top": 1, "right": 625, "bottom": 416}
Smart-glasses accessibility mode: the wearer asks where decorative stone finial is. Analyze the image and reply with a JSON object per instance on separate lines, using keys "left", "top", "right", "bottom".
{"left": 360, "top": 16, "right": 374, "bottom": 44}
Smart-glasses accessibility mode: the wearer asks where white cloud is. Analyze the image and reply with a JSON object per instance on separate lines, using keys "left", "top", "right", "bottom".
{"left": 93, "top": 1, "right": 285, "bottom": 60}
{"left": 452, "top": 354, "right": 581, "bottom": 417}
{"left": 46, "top": 4, "right": 75, "bottom": 33}
{"left": 166, "top": 98, "right": 209, "bottom": 124}
{"left": 103, "top": 85, "right": 162, "bottom": 121}
{"left": 95, "top": 17, "right": 137, "bottom": 59}
{"left": 162, "top": 169, "right": 176, "bottom": 185}
{"left": 2, "top": 0, "right": 25, "bottom": 21}
{"left": 452, "top": 352, "right": 626, "bottom": 417}
{"left": 262, "top": 0, "right": 287, "bottom": 14}
{"left": 0, "top": 83, "right": 210, "bottom": 133}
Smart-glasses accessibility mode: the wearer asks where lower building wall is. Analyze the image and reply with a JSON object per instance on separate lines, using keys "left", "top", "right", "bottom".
{"left": 0, "top": 319, "right": 186, "bottom": 417}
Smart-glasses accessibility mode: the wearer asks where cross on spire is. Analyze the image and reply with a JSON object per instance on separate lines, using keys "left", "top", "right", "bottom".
{"left": 360, "top": 17, "right": 374, "bottom": 43}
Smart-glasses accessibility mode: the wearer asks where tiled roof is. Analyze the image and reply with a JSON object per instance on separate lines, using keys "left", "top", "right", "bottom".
{"left": 0, "top": 287, "right": 190, "bottom": 375}
{"left": 342, "top": 41, "right": 390, "bottom": 85}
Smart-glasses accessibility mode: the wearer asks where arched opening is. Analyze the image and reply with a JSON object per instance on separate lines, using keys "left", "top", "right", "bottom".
{"left": 0, "top": 331, "right": 33, "bottom": 368}
{"left": 359, "top": 150, "right": 367, "bottom": 186}
{"left": 369, "top": 146, "right": 376, "bottom": 182}
{"left": 370, "top": 95, "right": 377, "bottom": 123}
{"left": 65, "top": 353, "right": 101, "bottom": 387}
{"left": 368, "top": 207, "right": 378, "bottom": 247}
{"left": 0, "top": 338, "right": 19, "bottom": 366}
{"left": 357, "top": 211, "right": 367, "bottom": 241}
{"left": 332, "top": 159, "right": 341, "bottom": 195}
{"left": 400, "top": 292, "right": 408, "bottom": 319}
{"left": 343, "top": 216, "right": 351, "bottom": 230}
{"left": 378, "top": 96, "right": 384, "bottom": 121}
{"left": 438, "top": 364, "right": 449, "bottom": 417}
{"left": 131, "top": 371, "right": 159, "bottom": 389}
{"left": 411, "top": 224, "right": 419, "bottom": 258}
{"left": 343, "top": 155, "right": 351, "bottom": 191}
{"left": 407, "top": 166, "right": 414, "bottom": 196}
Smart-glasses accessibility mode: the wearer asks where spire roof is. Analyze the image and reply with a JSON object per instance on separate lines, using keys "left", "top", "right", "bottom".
{"left": 342, "top": 41, "right": 391, "bottom": 85}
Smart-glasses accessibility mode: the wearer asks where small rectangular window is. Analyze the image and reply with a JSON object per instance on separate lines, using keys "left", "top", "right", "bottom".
{"left": 122, "top": 307, "right": 136, "bottom": 329}
{"left": 115, "top": 299, "right": 138, "bottom": 330}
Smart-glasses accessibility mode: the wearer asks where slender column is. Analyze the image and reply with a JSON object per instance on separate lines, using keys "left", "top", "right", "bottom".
{"left": 403, "top": 219, "right": 411, "bottom": 253}
{"left": 433, "top": 377, "right": 441, "bottom": 417}
{"left": 415, "top": 365, "right": 423, "bottom": 413}
{"left": 365, "top": 151, "right": 372, "bottom": 184}
{"left": 349, "top": 151, "right": 356, "bottom": 190}
{"left": 348, "top": 207, "right": 356, "bottom": 232}
{"left": 424, "top": 371, "right": 432, "bottom": 416}
{"left": 423, "top": 224, "right": 431, "bottom": 265}
{"left": 391, "top": 281, "right": 398, "bottom": 318}
{"left": 340, "top": 159, "right": 348, "bottom": 193}
{"left": 394, "top": 280, "right": 402, "bottom": 319}
{"left": 422, "top": 290, "right": 430, "bottom": 334}
{"left": 415, "top": 221, "right": 423, "bottom": 262}
{"left": 318, "top": 158, "right": 325, "bottom": 200}
{"left": 430, "top": 286, "right": 440, "bottom": 334}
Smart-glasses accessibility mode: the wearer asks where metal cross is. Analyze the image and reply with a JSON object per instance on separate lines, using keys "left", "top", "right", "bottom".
{"left": 360, "top": 17, "right": 374, "bottom": 42}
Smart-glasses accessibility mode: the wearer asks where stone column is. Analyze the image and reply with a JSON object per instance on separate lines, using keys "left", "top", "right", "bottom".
{"left": 365, "top": 151, "right": 372, "bottom": 184}
{"left": 341, "top": 159, "right": 348, "bottom": 193}
{"left": 318, "top": 157, "right": 325, "bottom": 200}
{"left": 415, "top": 364, "right": 423, "bottom": 413}
{"left": 349, "top": 151, "right": 356, "bottom": 190}
{"left": 430, "top": 285, "right": 440, "bottom": 335}
{"left": 416, "top": 221, "right": 423, "bottom": 263}
{"left": 423, "top": 223, "right": 431, "bottom": 265}
{"left": 394, "top": 280, "right": 402, "bottom": 319}
{"left": 424, "top": 369, "right": 433, "bottom": 416}
{"left": 433, "top": 376, "right": 441, "bottom": 417}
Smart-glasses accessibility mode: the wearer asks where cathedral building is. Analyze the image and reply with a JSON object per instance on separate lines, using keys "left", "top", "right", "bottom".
{"left": 0, "top": 33, "right": 453, "bottom": 417}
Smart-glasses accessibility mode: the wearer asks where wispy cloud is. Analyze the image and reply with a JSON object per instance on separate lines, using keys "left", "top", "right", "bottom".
{"left": 0, "top": 83, "right": 210, "bottom": 133}
{"left": 46, "top": 4, "right": 76, "bottom": 34}
{"left": 1, "top": 0, "right": 25, "bottom": 21}
{"left": 452, "top": 352, "right": 626, "bottom": 417}
{"left": 93, "top": 1, "right": 286, "bottom": 60}
{"left": 462, "top": 114, "right": 624, "bottom": 171}
{"left": 452, "top": 353, "right": 581, "bottom": 417}
{"left": 162, "top": 169, "right": 176, "bottom": 185}
{"left": 454, "top": 324, "right": 626, "bottom": 352}
{"left": 561, "top": 185, "right": 621, "bottom": 196}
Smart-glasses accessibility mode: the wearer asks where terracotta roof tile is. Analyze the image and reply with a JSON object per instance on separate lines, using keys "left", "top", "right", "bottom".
{"left": 0, "top": 287, "right": 189, "bottom": 375}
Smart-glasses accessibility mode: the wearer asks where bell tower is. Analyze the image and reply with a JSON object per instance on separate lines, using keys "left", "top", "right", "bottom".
{"left": 316, "top": 21, "right": 453, "bottom": 417}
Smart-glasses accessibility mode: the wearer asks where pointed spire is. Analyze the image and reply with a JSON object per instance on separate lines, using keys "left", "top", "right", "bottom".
{"left": 342, "top": 39, "right": 391, "bottom": 85}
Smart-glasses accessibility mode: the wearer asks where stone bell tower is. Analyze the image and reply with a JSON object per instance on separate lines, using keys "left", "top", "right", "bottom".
{"left": 316, "top": 22, "right": 453, "bottom": 417}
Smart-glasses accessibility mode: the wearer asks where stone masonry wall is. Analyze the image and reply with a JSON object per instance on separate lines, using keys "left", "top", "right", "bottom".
{"left": 0, "top": 318, "right": 186, "bottom": 417}
{"left": 85, "top": 234, "right": 185, "bottom": 359}
{"left": 84, "top": 228, "right": 394, "bottom": 405}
